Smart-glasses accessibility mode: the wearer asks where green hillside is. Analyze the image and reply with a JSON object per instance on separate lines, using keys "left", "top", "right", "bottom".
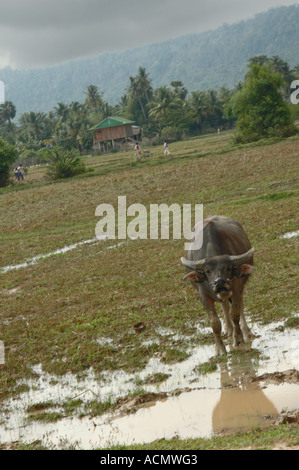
{"left": 1, "top": 5, "right": 298, "bottom": 117}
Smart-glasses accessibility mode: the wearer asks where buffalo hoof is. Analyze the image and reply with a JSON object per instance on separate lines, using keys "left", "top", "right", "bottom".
{"left": 246, "top": 330, "right": 257, "bottom": 340}
{"left": 215, "top": 342, "right": 227, "bottom": 356}
{"left": 223, "top": 330, "right": 233, "bottom": 340}
{"left": 233, "top": 337, "right": 245, "bottom": 348}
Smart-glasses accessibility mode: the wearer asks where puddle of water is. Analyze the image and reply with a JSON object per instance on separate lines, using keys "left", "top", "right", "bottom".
{"left": 281, "top": 230, "right": 299, "bottom": 239}
{"left": 251, "top": 317, "right": 299, "bottom": 373}
{"left": 0, "top": 236, "right": 127, "bottom": 274}
{"left": 0, "top": 341, "right": 4, "bottom": 365}
{"left": 0, "top": 319, "right": 298, "bottom": 449}
{"left": 1, "top": 238, "right": 99, "bottom": 273}
{"left": 2, "top": 227, "right": 296, "bottom": 274}
{"left": 93, "top": 382, "right": 298, "bottom": 446}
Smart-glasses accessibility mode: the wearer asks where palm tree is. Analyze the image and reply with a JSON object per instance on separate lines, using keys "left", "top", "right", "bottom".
{"left": 128, "top": 75, "right": 147, "bottom": 120}
{"left": 218, "top": 87, "right": 235, "bottom": 128}
{"left": 115, "top": 94, "right": 128, "bottom": 115}
{"left": 55, "top": 102, "right": 90, "bottom": 153}
{"left": 170, "top": 81, "right": 188, "bottom": 100}
{"left": 19, "top": 111, "right": 47, "bottom": 143}
{"left": 102, "top": 102, "right": 112, "bottom": 118}
{"left": 270, "top": 56, "right": 292, "bottom": 83}
{"left": 206, "top": 90, "right": 223, "bottom": 128}
{"left": 148, "top": 86, "right": 182, "bottom": 133}
{"left": 84, "top": 84, "right": 104, "bottom": 111}
{"left": 0, "top": 101, "right": 16, "bottom": 135}
{"left": 54, "top": 102, "right": 69, "bottom": 123}
{"left": 270, "top": 56, "right": 294, "bottom": 98}
{"left": 188, "top": 91, "right": 209, "bottom": 132}
{"left": 135, "top": 67, "right": 152, "bottom": 104}
{"left": 128, "top": 67, "right": 153, "bottom": 120}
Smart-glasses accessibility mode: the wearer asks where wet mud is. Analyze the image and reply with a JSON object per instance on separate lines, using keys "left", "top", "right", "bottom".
{"left": 0, "top": 317, "right": 298, "bottom": 449}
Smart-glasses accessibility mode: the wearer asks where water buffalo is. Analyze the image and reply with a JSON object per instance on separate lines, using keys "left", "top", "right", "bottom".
{"left": 181, "top": 215, "right": 254, "bottom": 355}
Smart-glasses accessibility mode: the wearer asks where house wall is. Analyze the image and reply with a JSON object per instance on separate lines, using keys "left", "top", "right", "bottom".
{"left": 93, "top": 124, "right": 133, "bottom": 143}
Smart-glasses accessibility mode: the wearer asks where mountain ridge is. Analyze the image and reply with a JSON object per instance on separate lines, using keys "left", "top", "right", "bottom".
{"left": 1, "top": 4, "right": 298, "bottom": 118}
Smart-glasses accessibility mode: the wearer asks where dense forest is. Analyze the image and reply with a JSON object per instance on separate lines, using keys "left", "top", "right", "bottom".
{"left": 0, "top": 5, "right": 298, "bottom": 117}
{"left": 0, "top": 54, "right": 298, "bottom": 170}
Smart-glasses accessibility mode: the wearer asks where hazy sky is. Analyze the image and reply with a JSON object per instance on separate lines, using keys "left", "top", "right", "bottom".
{"left": 0, "top": 0, "right": 297, "bottom": 69}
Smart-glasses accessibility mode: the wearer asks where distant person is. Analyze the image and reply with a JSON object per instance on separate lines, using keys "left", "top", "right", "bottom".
{"left": 135, "top": 142, "right": 141, "bottom": 158}
{"left": 17, "top": 165, "right": 24, "bottom": 180}
{"left": 14, "top": 168, "right": 20, "bottom": 181}
{"left": 163, "top": 140, "right": 171, "bottom": 156}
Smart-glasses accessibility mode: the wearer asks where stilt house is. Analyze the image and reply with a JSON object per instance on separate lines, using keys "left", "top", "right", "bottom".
{"left": 90, "top": 116, "right": 142, "bottom": 151}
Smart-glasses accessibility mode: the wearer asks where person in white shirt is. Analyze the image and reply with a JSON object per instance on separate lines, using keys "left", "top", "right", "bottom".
{"left": 163, "top": 140, "right": 171, "bottom": 156}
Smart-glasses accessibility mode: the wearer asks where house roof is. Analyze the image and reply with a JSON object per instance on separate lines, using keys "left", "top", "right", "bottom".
{"left": 89, "top": 116, "right": 134, "bottom": 131}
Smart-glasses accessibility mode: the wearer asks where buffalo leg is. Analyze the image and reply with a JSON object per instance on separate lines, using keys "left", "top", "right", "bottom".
{"left": 238, "top": 298, "right": 254, "bottom": 341}
{"left": 221, "top": 300, "right": 233, "bottom": 338}
{"left": 201, "top": 297, "right": 227, "bottom": 355}
{"left": 230, "top": 297, "right": 245, "bottom": 347}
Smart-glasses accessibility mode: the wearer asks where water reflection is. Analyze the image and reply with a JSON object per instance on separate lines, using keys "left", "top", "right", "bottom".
{"left": 212, "top": 350, "right": 278, "bottom": 433}
{"left": 0, "top": 319, "right": 298, "bottom": 449}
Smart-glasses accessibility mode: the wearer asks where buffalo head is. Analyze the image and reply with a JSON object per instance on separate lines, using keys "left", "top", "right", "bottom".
{"left": 181, "top": 248, "right": 254, "bottom": 301}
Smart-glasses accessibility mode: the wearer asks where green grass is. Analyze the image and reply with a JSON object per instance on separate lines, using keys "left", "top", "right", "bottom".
{"left": 1, "top": 131, "right": 299, "bottom": 448}
{"left": 1, "top": 133, "right": 298, "bottom": 378}
{"left": 106, "top": 424, "right": 299, "bottom": 450}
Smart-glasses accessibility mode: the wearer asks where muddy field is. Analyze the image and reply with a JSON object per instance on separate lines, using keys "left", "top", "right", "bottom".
{"left": 0, "top": 132, "right": 298, "bottom": 449}
{"left": 1, "top": 315, "right": 298, "bottom": 449}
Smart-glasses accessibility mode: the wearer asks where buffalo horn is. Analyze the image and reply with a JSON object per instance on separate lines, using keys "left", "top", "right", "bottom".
{"left": 229, "top": 248, "right": 254, "bottom": 265}
{"left": 181, "top": 247, "right": 254, "bottom": 269}
{"left": 180, "top": 257, "right": 206, "bottom": 269}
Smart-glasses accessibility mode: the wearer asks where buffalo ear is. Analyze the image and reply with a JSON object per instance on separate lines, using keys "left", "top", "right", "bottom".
{"left": 183, "top": 271, "right": 206, "bottom": 283}
{"left": 235, "top": 264, "right": 254, "bottom": 277}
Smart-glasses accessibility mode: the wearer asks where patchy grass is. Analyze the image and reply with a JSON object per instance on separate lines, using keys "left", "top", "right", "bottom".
{"left": 0, "top": 132, "right": 299, "bottom": 448}
{"left": 1, "top": 133, "right": 298, "bottom": 379}
{"left": 135, "top": 373, "right": 171, "bottom": 386}
{"left": 107, "top": 423, "right": 299, "bottom": 450}
{"left": 2, "top": 422, "right": 299, "bottom": 450}
{"left": 193, "top": 360, "right": 218, "bottom": 375}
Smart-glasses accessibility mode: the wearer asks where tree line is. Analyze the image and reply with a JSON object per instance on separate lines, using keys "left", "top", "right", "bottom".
{"left": 0, "top": 69, "right": 234, "bottom": 159}
{"left": 0, "top": 54, "right": 298, "bottom": 184}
